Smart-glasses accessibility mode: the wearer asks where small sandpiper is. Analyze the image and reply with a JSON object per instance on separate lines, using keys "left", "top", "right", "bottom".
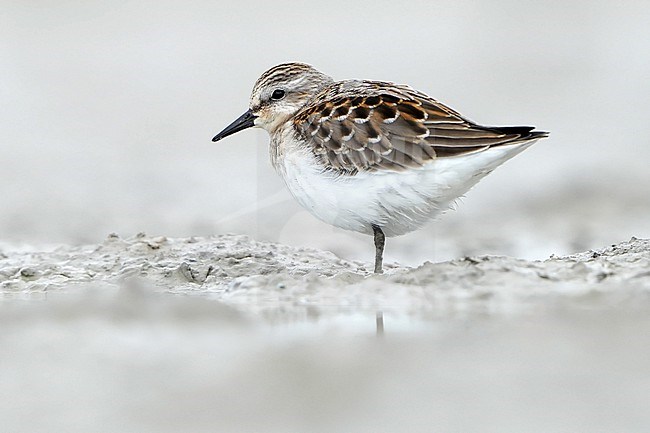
{"left": 213, "top": 62, "right": 548, "bottom": 273}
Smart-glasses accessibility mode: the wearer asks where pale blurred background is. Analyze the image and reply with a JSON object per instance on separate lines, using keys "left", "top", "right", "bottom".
{"left": 2, "top": 0, "right": 649, "bottom": 265}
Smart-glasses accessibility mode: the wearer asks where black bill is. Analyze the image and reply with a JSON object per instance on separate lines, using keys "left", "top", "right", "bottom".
{"left": 212, "top": 109, "right": 257, "bottom": 142}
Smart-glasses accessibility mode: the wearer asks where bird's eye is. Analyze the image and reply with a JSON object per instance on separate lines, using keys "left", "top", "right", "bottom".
{"left": 271, "top": 89, "right": 286, "bottom": 100}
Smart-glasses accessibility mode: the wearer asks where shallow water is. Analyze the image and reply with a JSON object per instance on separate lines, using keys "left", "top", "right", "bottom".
{"left": 3, "top": 291, "right": 650, "bottom": 433}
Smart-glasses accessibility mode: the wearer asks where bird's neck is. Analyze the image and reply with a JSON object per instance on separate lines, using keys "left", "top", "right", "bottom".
{"left": 268, "top": 121, "right": 298, "bottom": 171}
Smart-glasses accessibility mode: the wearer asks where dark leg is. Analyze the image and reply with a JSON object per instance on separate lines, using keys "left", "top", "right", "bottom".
{"left": 372, "top": 224, "right": 385, "bottom": 274}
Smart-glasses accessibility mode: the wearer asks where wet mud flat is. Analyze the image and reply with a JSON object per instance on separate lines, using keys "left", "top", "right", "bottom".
{"left": 1, "top": 235, "right": 649, "bottom": 433}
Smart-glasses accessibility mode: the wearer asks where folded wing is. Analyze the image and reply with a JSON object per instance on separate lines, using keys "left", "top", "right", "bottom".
{"left": 294, "top": 82, "right": 547, "bottom": 173}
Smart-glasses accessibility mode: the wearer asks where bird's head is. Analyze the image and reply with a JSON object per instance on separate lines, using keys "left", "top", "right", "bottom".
{"left": 212, "top": 62, "right": 333, "bottom": 142}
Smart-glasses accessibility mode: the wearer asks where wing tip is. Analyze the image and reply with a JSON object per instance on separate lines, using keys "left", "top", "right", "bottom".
{"left": 480, "top": 125, "right": 549, "bottom": 140}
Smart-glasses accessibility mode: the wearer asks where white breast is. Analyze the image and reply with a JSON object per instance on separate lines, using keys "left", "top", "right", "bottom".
{"left": 275, "top": 137, "right": 539, "bottom": 237}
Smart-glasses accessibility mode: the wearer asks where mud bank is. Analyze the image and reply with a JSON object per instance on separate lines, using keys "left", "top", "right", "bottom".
{"left": 2, "top": 234, "right": 649, "bottom": 318}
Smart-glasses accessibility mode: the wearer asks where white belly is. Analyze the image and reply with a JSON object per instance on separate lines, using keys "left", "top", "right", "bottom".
{"left": 277, "top": 141, "right": 538, "bottom": 237}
